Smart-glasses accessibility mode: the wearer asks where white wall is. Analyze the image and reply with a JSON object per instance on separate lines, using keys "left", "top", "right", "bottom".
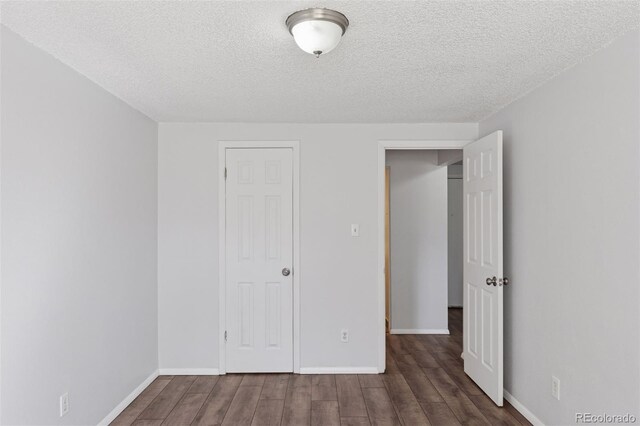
{"left": 447, "top": 165, "right": 463, "bottom": 307}
{"left": 1, "top": 27, "right": 158, "bottom": 425}
{"left": 480, "top": 29, "right": 640, "bottom": 425}
{"left": 158, "top": 123, "right": 477, "bottom": 371}
{"left": 386, "top": 150, "right": 448, "bottom": 332}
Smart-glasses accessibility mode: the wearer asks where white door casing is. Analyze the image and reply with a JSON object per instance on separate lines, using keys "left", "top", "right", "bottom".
{"left": 463, "top": 131, "right": 504, "bottom": 406}
{"left": 225, "top": 148, "right": 294, "bottom": 373}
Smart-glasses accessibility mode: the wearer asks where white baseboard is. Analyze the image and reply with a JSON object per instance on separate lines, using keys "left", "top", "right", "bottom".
{"left": 390, "top": 329, "right": 450, "bottom": 335}
{"left": 299, "top": 367, "right": 379, "bottom": 374}
{"left": 504, "top": 390, "right": 545, "bottom": 426}
{"left": 158, "top": 368, "right": 220, "bottom": 375}
{"left": 98, "top": 370, "right": 159, "bottom": 426}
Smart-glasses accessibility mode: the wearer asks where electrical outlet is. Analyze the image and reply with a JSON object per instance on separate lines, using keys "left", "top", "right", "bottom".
{"left": 551, "top": 376, "right": 560, "bottom": 400}
{"left": 341, "top": 329, "right": 349, "bottom": 343}
{"left": 60, "top": 392, "right": 69, "bottom": 417}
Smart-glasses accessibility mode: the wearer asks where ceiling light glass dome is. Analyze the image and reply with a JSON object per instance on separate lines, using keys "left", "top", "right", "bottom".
{"left": 286, "top": 8, "right": 349, "bottom": 58}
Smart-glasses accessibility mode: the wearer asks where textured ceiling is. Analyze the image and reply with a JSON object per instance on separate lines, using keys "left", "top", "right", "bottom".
{"left": 1, "top": 1, "right": 639, "bottom": 122}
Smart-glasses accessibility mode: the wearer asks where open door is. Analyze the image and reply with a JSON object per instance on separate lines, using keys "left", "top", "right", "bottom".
{"left": 463, "top": 131, "right": 504, "bottom": 406}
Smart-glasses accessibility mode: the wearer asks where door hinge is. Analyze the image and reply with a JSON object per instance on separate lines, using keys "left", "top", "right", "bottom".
{"left": 224, "top": 167, "right": 227, "bottom": 180}
{"left": 224, "top": 330, "right": 228, "bottom": 342}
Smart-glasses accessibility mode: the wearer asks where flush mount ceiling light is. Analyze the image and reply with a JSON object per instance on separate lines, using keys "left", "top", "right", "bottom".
{"left": 286, "top": 8, "right": 349, "bottom": 58}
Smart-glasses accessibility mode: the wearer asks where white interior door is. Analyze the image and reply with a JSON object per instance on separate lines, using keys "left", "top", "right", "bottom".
{"left": 463, "top": 131, "right": 504, "bottom": 406}
{"left": 225, "top": 148, "right": 293, "bottom": 372}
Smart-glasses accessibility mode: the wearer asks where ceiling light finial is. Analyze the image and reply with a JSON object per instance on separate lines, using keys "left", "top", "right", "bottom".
{"left": 286, "top": 8, "right": 349, "bottom": 57}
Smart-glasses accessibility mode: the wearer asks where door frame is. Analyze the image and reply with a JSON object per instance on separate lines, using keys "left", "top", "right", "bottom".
{"left": 376, "top": 139, "right": 471, "bottom": 373}
{"left": 218, "top": 140, "right": 301, "bottom": 374}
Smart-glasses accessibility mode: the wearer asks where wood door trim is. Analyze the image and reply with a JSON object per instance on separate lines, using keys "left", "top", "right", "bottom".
{"left": 385, "top": 166, "right": 391, "bottom": 333}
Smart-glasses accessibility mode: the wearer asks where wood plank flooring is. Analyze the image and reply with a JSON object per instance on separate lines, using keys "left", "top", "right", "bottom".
{"left": 111, "top": 309, "right": 530, "bottom": 426}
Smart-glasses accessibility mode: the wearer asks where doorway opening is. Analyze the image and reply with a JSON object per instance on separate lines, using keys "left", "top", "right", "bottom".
{"left": 378, "top": 132, "right": 505, "bottom": 408}
{"left": 384, "top": 149, "right": 463, "bottom": 337}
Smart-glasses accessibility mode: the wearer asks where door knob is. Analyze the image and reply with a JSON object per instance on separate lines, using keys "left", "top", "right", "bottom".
{"left": 282, "top": 268, "right": 291, "bottom": 277}
{"left": 486, "top": 276, "right": 497, "bottom": 286}
{"left": 500, "top": 277, "right": 509, "bottom": 286}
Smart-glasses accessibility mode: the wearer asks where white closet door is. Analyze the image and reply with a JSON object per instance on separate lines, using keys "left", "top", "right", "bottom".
{"left": 225, "top": 148, "right": 293, "bottom": 372}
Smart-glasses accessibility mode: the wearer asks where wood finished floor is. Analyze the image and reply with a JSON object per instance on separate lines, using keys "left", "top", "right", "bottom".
{"left": 111, "top": 309, "right": 530, "bottom": 426}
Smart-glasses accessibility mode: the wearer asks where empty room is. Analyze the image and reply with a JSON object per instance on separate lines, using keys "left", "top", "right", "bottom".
{"left": 0, "top": 1, "right": 638, "bottom": 425}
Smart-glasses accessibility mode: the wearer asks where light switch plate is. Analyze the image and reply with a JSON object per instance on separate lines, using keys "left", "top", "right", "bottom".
{"left": 351, "top": 224, "right": 359, "bottom": 237}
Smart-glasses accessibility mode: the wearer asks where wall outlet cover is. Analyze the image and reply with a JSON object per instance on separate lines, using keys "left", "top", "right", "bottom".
{"left": 551, "top": 376, "right": 560, "bottom": 400}
{"left": 60, "top": 392, "right": 69, "bottom": 417}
